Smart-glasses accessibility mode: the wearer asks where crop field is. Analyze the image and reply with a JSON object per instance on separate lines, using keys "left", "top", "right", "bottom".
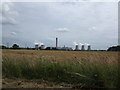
{"left": 2, "top": 50, "right": 119, "bottom": 88}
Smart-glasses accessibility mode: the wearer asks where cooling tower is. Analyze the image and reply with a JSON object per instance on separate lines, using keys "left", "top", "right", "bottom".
{"left": 81, "top": 45, "right": 85, "bottom": 50}
{"left": 35, "top": 44, "right": 39, "bottom": 50}
{"left": 75, "top": 45, "right": 79, "bottom": 50}
{"left": 87, "top": 45, "right": 91, "bottom": 51}
{"left": 41, "top": 45, "right": 45, "bottom": 50}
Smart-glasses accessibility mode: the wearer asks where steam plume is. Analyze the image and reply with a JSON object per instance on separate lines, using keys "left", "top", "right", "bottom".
{"left": 73, "top": 41, "right": 78, "bottom": 45}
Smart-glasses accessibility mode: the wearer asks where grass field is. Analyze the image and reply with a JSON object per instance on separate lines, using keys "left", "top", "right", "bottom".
{"left": 2, "top": 50, "right": 119, "bottom": 88}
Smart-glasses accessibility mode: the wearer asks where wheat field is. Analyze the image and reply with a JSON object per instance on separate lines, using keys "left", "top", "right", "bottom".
{"left": 2, "top": 50, "right": 119, "bottom": 88}
{"left": 2, "top": 50, "right": 118, "bottom": 63}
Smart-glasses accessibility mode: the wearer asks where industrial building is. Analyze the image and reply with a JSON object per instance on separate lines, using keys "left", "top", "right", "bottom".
{"left": 61, "top": 46, "right": 73, "bottom": 51}
{"left": 45, "top": 38, "right": 73, "bottom": 50}
{"left": 45, "top": 46, "right": 73, "bottom": 51}
{"left": 35, "top": 37, "right": 91, "bottom": 51}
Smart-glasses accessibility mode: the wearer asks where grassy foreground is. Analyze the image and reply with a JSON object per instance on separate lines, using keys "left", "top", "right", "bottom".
{"left": 2, "top": 50, "right": 119, "bottom": 88}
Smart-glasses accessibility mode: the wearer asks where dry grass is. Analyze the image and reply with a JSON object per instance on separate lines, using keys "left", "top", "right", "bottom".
{"left": 2, "top": 50, "right": 118, "bottom": 63}
{"left": 2, "top": 50, "right": 119, "bottom": 88}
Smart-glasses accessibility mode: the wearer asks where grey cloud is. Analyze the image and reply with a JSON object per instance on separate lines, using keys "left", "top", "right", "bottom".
{"left": 88, "top": 26, "right": 97, "bottom": 31}
{"left": 56, "top": 28, "right": 69, "bottom": 32}
{"left": 2, "top": 2, "right": 118, "bottom": 50}
{"left": 2, "top": 17, "right": 17, "bottom": 25}
{"left": 0, "top": 1, "right": 18, "bottom": 25}
{"left": 47, "top": 37, "right": 55, "bottom": 41}
{"left": 73, "top": 41, "right": 78, "bottom": 45}
{"left": 10, "top": 32, "right": 17, "bottom": 35}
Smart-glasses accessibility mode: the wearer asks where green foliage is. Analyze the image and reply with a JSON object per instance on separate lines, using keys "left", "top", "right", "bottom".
{"left": 2, "top": 57, "right": 118, "bottom": 88}
{"left": 12, "top": 44, "right": 19, "bottom": 49}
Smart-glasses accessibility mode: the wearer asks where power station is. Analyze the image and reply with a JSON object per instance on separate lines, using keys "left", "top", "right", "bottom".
{"left": 74, "top": 44, "right": 92, "bottom": 51}
{"left": 35, "top": 37, "right": 92, "bottom": 51}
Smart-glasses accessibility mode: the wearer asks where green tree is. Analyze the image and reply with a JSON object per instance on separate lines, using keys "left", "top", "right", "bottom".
{"left": 12, "top": 44, "right": 19, "bottom": 49}
{"left": 0, "top": 45, "right": 7, "bottom": 49}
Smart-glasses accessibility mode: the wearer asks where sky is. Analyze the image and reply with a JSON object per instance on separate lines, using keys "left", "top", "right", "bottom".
{"left": 1, "top": 1, "right": 118, "bottom": 50}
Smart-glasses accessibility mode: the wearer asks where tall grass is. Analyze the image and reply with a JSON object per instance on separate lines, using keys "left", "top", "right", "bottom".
{"left": 2, "top": 55, "right": 118, "bottom": 88}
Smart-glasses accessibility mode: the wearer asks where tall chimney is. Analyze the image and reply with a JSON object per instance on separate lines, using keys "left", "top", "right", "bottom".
{"left": 56, "top": 37, "right": 58, "bottom": 49}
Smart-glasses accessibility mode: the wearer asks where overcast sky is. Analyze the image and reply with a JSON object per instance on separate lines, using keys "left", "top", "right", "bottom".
{"left": 1, "top": 1, "right": 118, "bottom": 50}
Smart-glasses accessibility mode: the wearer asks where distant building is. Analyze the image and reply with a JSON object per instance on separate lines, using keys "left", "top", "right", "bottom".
{"left": 61, "top": 46, "right": 73, "bottom": 51}
{"left": 45, "top": 46, "right": 73, "bottom": 51}
{"left": 45, "top": 47, "right": 56, "bottom": 50}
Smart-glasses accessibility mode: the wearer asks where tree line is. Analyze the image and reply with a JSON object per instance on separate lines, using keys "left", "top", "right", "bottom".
{"left": 1, "top": 43, "right": 120, "bottom": 51}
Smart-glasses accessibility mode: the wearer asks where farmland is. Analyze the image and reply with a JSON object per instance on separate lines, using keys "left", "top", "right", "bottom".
{"left": 2, "top": 50, "right": 119, "bottom": 88}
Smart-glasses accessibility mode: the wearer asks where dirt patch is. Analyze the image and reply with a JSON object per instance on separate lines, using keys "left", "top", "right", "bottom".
{"left": 2, "top": 78, "right": 72, "bottom": 88}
